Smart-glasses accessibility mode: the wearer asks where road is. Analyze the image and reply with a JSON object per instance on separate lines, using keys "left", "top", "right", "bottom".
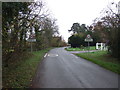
{"left": 31, "top": 47, "right": 119, "bottom": 88}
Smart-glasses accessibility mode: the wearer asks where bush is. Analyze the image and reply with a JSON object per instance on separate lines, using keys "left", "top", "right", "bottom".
{"left": 68, "top": 35, "right": 84, "bottom": 48}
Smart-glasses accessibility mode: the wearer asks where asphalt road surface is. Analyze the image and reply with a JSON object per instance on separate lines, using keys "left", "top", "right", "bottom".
{"left": 31, "top": 47, "right": 119, "bottom": 88}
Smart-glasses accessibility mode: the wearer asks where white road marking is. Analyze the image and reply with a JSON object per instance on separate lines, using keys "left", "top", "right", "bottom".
{"left": 47, "top": 54, "right": 58, "bottom": 57}
{"left": 71, "top": 54, "right": 78, "bottom": 58}
{"left": 71, "top": 54, "right": 74, "bottom": 56}
{"left": 75, "top": 56, "right": 78, "bottom": 58}
{"left": 44, "top": 53, "right": 47, "bottom": 58}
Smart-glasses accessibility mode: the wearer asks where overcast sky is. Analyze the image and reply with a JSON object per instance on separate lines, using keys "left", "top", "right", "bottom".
{"left": 43, "top": 0, "right": 119, "bottom": 42}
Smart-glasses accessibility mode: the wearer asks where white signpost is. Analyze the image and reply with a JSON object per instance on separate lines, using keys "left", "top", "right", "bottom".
{"left": 27, "top": 34, "right": 36, "bottom": 52}
{"left": 84, "top": 34, "right": 93, "bottom": 52}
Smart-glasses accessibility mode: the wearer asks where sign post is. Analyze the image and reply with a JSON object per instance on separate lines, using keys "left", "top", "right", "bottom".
{"left": 84, "top": 34, "right": 93, "bottom": 52}
{"left": 27, "top": 34, "right": 36, "bottom": 52}
{"left": 31, "top": 42, "right": 32, "bottom": 52}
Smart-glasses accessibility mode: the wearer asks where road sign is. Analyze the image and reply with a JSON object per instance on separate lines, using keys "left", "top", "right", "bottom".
{"left": 84, "top": 34, "right": 93, "bottom": 42}
{"left": 27, "top": 34, "right": 36, "bottom": 52}
{"left": 27, "top": 39, "right": 36, "bottom": 42}
{"left": 86, "top": 34, "right": 91, "bottom": 39}
{"left": 85, "top": 38, "right": 93, "bottom": 42}
{"left": 27, "top": 34, "right": 36, "bottom": 42}
{"left": 84, "top": 34, "right": 93, "bottom": 52}
{"left": 29, "top": 34, "right": 35, "bottom": 39}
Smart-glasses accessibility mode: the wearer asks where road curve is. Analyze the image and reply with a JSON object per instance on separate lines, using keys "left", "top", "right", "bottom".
{"left": 31, "top": 47, "right": 119, "bottom": 88}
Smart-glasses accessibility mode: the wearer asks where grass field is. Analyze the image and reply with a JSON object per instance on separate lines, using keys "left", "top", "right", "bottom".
{"left": 3, "top": 48, "right": 52, "bottom": 88}
{"left": 76, "top": 51, "right": 120, "bottom": 74}
{"left": 65, "top": 46, "right": 96, "bottom": 51}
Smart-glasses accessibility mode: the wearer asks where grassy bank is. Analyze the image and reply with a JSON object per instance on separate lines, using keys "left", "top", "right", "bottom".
{"left": 65, "top": 46, "right": 96, "bottom": 51}
{"left": 76, "top": 51, "right": 120, "bottom": 74}
{"left": 3, "top": 48, "right": 52, "bottom": 88}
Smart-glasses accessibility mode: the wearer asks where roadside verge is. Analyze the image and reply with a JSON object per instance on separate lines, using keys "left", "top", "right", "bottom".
{"left": 3, "top": 48, "right": 52, "bottom": 88}
{"left": 75, "top": 51, "right": 120, "bottom": 74}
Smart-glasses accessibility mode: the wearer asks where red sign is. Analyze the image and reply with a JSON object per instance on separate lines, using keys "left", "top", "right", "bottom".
{"left": 84, "top": 34, "right": 93, "bottom": 42}
{"left": 86, "top": 34, "right": 91, "bottom": 39}
{"left": 29, "top": 34, "right": 35, "bottom": 39}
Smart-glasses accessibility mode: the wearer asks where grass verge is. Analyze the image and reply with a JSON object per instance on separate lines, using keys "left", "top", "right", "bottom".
{"left": 65, "top": 46, "right": 96, "bottom": 51}
{"left": 76, "top": 51, "right": 120, "bottom": 74}
{"left": 3, "top": 48, "right": 52, "bottom": 88}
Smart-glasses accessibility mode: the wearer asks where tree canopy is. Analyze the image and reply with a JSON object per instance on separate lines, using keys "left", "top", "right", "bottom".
{"left": 2, "top": 1, "right": 66, "bottom": 66}
{"left": 92, "top": 2, "right": 119, "bottom": 58}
